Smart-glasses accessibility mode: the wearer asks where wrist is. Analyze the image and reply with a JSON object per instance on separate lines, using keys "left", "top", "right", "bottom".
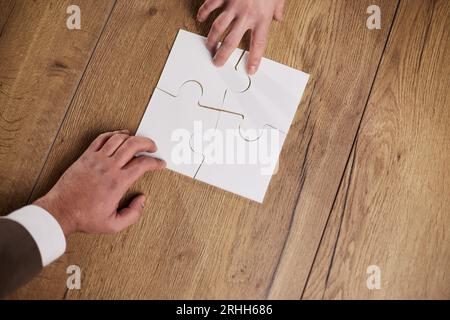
{"left": 33, "top": 192, "right": 77, "bottom": 236}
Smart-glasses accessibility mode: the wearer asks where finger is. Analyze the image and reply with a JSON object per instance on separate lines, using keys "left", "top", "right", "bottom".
{"left": 206, "top": 11, "right": 235, "bottom": 52}
{"left": 213, "top": 19, "right": 248, "bottom": 67}
{"left": 112, "top": 136, "right": 158, "bottom": 167}
{"left": 87, "top": 130, "right": 130, "bottom": 152}
{"left": 247, "top": 23, "right": 270, "bottom": 75}
{"left": 99, "top": 133, "right": 130, "bottom": 156}
{"left": 122, "top": 156, "right": 166, "bottom": 181}
{"left": 273, "top": 0, "right": 286, "bottom": 21}
{"left": 108, "top": 195, "right": 146, "bottom": 233}
{"left": 197, "top": 0, "right": 224, "bottom": 22}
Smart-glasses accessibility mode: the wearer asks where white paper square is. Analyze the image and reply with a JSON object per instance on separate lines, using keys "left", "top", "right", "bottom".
{"left": 136, "top": 29, "right": 309, "bottom": 203}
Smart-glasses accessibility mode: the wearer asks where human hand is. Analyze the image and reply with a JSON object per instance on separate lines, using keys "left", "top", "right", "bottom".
{"left": 197, "top": 0, "right": 285, "bottom": 75}
{"left": 34, "top": 130, "right": 166, "bottom": 236}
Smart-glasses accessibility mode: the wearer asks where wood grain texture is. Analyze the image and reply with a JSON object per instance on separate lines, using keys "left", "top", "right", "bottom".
{"left": 0, "top": 0, "right": 15, "bottom": 35}
{"left": 0, "top": 0, "right": 114, "bottom": 217}
{"left": 0, "top": 0, "right": 115, "bottom": 299}
{"left": 301, "top": 145, "right": 357, "bottom": 299}
{"left": 320, "top": 0, "right": 450, "bottom": 299}
{"left": 267, "top": 0, "right": 399, "bottom": 299}
{"left": 6, "top": 0, "right": 400, "bottom": 299}
{"left": 4, "top": 0, "right": 447, "bottom": 300}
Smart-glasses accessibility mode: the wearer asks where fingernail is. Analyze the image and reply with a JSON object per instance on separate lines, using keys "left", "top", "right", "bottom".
{"left": 140, "top": 196, "right": 146, "bottom": 209}
{"left": 248, "top": 65, "right": 257, "bottom": 75}
{"left": 213, "top": 57, "right": 223, "bottom": 67}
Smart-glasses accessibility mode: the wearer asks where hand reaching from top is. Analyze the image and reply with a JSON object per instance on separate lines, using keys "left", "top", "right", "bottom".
{"left": 197, "top": 0, "right": 286, "bottom": 74}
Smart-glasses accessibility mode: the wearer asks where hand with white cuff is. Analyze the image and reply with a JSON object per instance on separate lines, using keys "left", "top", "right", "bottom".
{"left": 33, "top": 130, "right": 166, "bottom": 236}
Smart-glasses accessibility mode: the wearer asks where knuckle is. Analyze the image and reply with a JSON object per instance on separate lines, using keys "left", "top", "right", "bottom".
{"left": 206, "top": 37, "right": 216, "bottom": 48}
{"left": 79, "top": 151, "right": 90, "bottom": 161}
{"left": 99, "top": 166, "right": 108, "bottom": 175}
{"left": 240, "top": 5, "right": 253, "bottom": 18}
{"left": 222, "top": 39, "right": 234, "bottom": 50}
{"left": 95, "top": 155, "right": 112, "bottom": 169}
{"left": 107, "top": 133, "right": 121, "bottom": 143}
{"left": 253, "top": 39, "right": 266, "bottom": 48}
{"left": 212, "top": 20, "right": 224, "bottom": 33}
{"left": 114, "top": 133, "right": 129, "bottom": 141}
{"left": 93, "top": 133, "right": 108, "bottom": 143}
{"left": 126, "top": 137, "right": 139, "bottom": 149}
{"left": 98, "top": 160, "right": 111, "bottom": 174}
{"left": 109, "top": 177, "right": 119, "bottom": 189}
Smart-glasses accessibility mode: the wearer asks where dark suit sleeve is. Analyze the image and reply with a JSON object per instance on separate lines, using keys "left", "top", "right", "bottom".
{"left": 0, "top": 219, "right": 43, "bottom": 298}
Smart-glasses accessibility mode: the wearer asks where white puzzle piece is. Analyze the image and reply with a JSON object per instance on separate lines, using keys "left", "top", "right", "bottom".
{"left": 194, "top": 112, "right": 286, "bottom": 203}
{"left": 137, "top": 29, "right": 310, "bottom": 203}
{"left": 136, "top": 81, "right": 220, "bottom": 178}
{"left": 157, "top": 29, "right": 250, "bottom": 108}
{"left": 222, "top": 52, "right": 309, "bottom": 141}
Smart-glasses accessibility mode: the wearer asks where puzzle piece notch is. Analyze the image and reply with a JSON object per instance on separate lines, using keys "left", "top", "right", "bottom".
{"left": 156, "top": 29, "right": 251, "bottom": 108}
{"left": 136, "top": 81, "right": 221, "bottom": 178}
{"left": 194, "top": 112, "right": 286, "bottom": 203}
{"left": 222, "top": 52, "right": 310, "bottom": 141}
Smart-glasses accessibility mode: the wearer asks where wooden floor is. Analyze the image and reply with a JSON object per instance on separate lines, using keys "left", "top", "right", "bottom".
{"left": 1, "top": 0, "right": 449, "bottom": 299}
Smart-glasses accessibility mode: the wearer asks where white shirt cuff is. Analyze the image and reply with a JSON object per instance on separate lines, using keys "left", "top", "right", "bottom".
{"left": 4, "top": 205, "right": 66, "bottom": 266}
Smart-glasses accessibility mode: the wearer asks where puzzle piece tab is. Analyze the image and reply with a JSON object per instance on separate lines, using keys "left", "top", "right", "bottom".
{"left": 157, "top": 30, "right": 250, "bottom": 108}
{"left": 136, "top": 81, "right": 220, "bottom": 178}
{"left": 222, "top": 52, "right": 309, "bottom": 141}
{"left": 194, "top": 112, "right": 286, "bottom": 203}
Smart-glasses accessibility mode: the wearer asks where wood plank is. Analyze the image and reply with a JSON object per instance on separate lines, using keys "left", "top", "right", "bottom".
{"left": 0, "top": 0, "right": 115, "bottom": 299}
{"left": 322, "top": 0, "right": 450, "bottom": 299}
{"left": 0, "top": 0, "right": 15, "bottom": 34}
{"left": 10, "top": 0, "right": 200, "bottom": 300}
{"left": 0, "top": 0, "right": 115, "bottom": 218}
{"left": 267, "top": 0, "right": 399, "bottom": 299}
{"left": 301, "top": 145, "right": 356, "bottom": 299}
{"left": 13, "top": 0, "right": 397, "bottom": 299}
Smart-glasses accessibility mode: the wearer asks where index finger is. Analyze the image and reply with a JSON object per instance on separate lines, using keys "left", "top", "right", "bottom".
{"left": 87, "top": 130, "right": 130, "bottom": 153}
{"left": 122, "top": 156, "right": 166, "bottom": 182}
{"left": 247, "top": 22, "right": 270, "bottom": 75}
{"left": 112, "top": 136, "right": 158, "bottom": 167}
{"left": 213, "top": 19, "right": 248, "bottom": 67}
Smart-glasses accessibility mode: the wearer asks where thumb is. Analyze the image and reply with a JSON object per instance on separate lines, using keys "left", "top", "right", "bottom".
{"left": 110, "top": 194, "right": 146, "bottom": 233}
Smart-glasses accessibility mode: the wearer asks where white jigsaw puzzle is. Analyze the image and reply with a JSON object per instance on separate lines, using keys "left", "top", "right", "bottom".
{"left": 194, "top": 111, "right": 286, "bottom": 203}
{"left": 222, "top": 52, "right": 310, "bottom": 141}
{"left": 136, "top": 29, "right": 310, "bottom": 203}
{"left": 136, "top": 81, "right": 219, "bottom": 178}
{"left": 157, "top": 29, "right": 251, "bottom": 108}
